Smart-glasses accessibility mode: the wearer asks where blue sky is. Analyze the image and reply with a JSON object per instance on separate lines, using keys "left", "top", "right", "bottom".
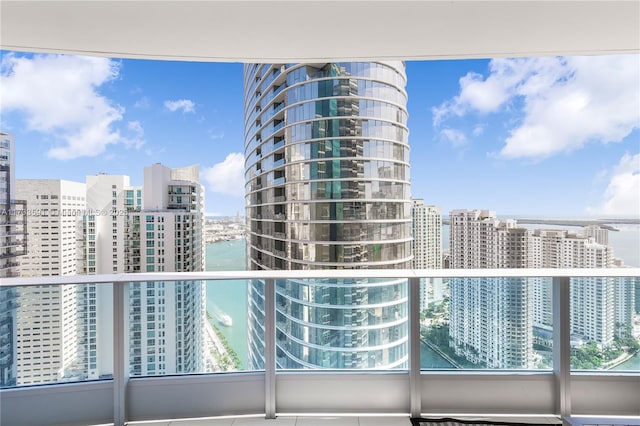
{"left": 1, "top": 52, "right": 638, "bottom": 217}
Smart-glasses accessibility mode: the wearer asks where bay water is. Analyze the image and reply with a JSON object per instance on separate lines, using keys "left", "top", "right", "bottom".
{"left": 205, "top": 240, "right": 249, "bottom": 369}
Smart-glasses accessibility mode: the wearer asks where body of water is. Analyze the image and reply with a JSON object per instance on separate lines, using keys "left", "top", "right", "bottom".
{"left": 205, "top": 240, "right": 249, "bottom": 369}
{"left": 611, "top": 351, "right": 640, "bottom": 371}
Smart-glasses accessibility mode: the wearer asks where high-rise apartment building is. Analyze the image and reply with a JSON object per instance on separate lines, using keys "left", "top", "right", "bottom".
{"left": 0, "top": 132, "right": 26, "bottom": 387}
{"left": 85, "top": 174, "right": 140, "bottom": 275}
{"left": 15, "top": 179, "right": 86, "bottom": 385}
{"left": 244, "top": 63, "right": 412, "bottom": 369}
{"left": 17, "top": 180, "right": 86, "bottom": 276}
{"left": 529, "top": 228, "right": 626, "bottom": 347}
{"left": 28, "top": 165, "right": 207, "bottom": 380}
{"left": 448, "top": 210, "right": 533, "bottom": 369}
{"left": 411, "top": 200, "right": 443, "bottom": 310}
{"left": 80, "top": 165, "right": 206, "bottom": 377}
{"left": 125, "top": 164, "right": 206, "bottom": 376}
{"left": 449, "top": 209, "right": 634, "bottom": 367}
{"left": 5, "top": 163, "right": 206, "bottom": 385}
{"left": 82, "top": 173, "right": 139, "bottom": 380}
{"left": 613, "top": 263, "right": 637, "bottom": 339}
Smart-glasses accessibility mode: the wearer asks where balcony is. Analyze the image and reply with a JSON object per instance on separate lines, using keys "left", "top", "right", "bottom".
{"left": 273, "top": 101, "right": 285, "bottom": 115}
{"left": 1, "top": 268, "right": 638, "bottom": 426}
{"left": 273, "top": 137, "right": 285, "bottom": 151}
{"left": 1, "top": 1, "right": 638, "bottom": 425}
{"left": 273, "top": 119, "right": 285, "bottom": 132}
{"left": 273, "top": 84, "right": 286, "bottom": 98}
{"left": 273, "top": 157, "right": 286, "bottom": 169}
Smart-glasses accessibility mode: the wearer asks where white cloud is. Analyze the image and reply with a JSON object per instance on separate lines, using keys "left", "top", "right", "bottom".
{"left": 0, "top": 53, "right": 124, "bottom": 159}
{"left": 596, "top": 153, "right": 640, "bottom": 217}
{"left": 202, "top": 153, "right": 245, "bottom": 197}
{"left": 128, "top": 120, "right": 143, "bottom": 135}
{"left": 164, "top": 99, "right": 195, "bottom": 113}
{"left": 133, "top": 96, "right": 150, "bottom": 109}
{"left": 472, "top": 124, "right": 485, "bottom": 137}
{"left": 440, "top": 128, "right": 467, "bottom": 147}
{"left": 122, "top": 120, "right": 145, "bottom": 150}
{"left": 208, "top": 129, "right": 225, "bottom": 140}
{"left": 433, "top": 55, "right": 640, "bottom": 159}
{"left": 432, "top": 57, "right": 557, "bottom": 126}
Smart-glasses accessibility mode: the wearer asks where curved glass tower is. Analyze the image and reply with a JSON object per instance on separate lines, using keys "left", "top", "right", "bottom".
{"left": 244, "top": 63, "right": 412, "bottom": 369}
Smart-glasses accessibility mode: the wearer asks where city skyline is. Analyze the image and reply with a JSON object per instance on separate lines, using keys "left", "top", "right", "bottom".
{"left": 9, "top": 163, "right": 209, "bottom": 384}
{"left": 1, "top": 52, "right": 638, "bottom": 218}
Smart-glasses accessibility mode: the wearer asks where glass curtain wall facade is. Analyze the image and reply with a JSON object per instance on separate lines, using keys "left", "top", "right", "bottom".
{"left": 244, "top": 63, "right": 412, "bottom": 369}
{"left": 0, "top": 132, "right": 26, "bottom": 387}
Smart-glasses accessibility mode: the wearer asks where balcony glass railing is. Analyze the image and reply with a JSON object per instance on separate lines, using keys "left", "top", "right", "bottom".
{"left": 1, "top": 268, "right": 638, "bottom": 426}
{"left": 273, "top": 138, "right": 285, "bottom": 151}
{"left": 4, "top": 269, "right": 638, "bottom": 379}
{"left": 570, "top": 277, "right": 640, "bottom": 372}
{"left": 273, "top": 83, "right": 285, "bottom": 97}
{"left": 0, "top": 283, "right": 114, "bottom": 388}
{"left": 273, "top": 102, "right": 285, "bottom": 115}
{"left": 420, "top": 276, "right": 554, "bottom": 370}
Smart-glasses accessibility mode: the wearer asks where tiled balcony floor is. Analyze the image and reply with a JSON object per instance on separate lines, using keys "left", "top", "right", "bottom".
{"left": 129, "top": 416, "right": 411, "bottom": 426}
{"left": 127, "top": 415, "right": 640, "bottom": 426}
{"left": 128, "top": 415, "right": 565, "bottom": 426}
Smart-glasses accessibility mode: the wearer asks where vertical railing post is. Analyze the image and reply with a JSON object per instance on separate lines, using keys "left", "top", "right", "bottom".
{"left": 553, "top": 276, "right": 571, "bottom": 424}
{"left": 113, "top": 280, "right": 127, "bottom": 426}
{"left": 409, "top": 276, "right": 422, "bottom": 418}
{"left": 264, "top": 278, "right": 276, "bottom": 419}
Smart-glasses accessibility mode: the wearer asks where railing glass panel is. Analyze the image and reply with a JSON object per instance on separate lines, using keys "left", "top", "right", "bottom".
{"left": 206, "top": 278, "right": 255, "bottom": 372}
{"left": 570, "top": 276, "right": 640, "bottom": 372}
{"left": 1, "top": 269, "right": 638, "bottom": 389}
{"left": 0, "top": 282, "right": 114, "bottom": 388}
{"left": 268, "top": 277, "right": 408, "bottom": 370}
{"left": 128, "top": 278, "right": 257, "bottom": 376}
{"left": 420, "top": 276, "right": 553, "bottom": 370}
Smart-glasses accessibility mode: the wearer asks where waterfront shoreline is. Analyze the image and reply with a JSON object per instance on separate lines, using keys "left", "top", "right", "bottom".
{"left": 607, "top": 349, "right": 640, "bottom": 370}
{"left": 204, "top": 313, "right": 229, "bottom": 372}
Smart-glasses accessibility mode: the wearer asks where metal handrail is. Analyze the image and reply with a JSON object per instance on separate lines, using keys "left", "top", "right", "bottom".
{"left": 2, "top": 267, "right": 639, "bottom": 287}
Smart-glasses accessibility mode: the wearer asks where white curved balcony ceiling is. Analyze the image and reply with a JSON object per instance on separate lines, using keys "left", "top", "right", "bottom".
{"left": 1, "top": 1, "right": 638, "bottom": 62}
